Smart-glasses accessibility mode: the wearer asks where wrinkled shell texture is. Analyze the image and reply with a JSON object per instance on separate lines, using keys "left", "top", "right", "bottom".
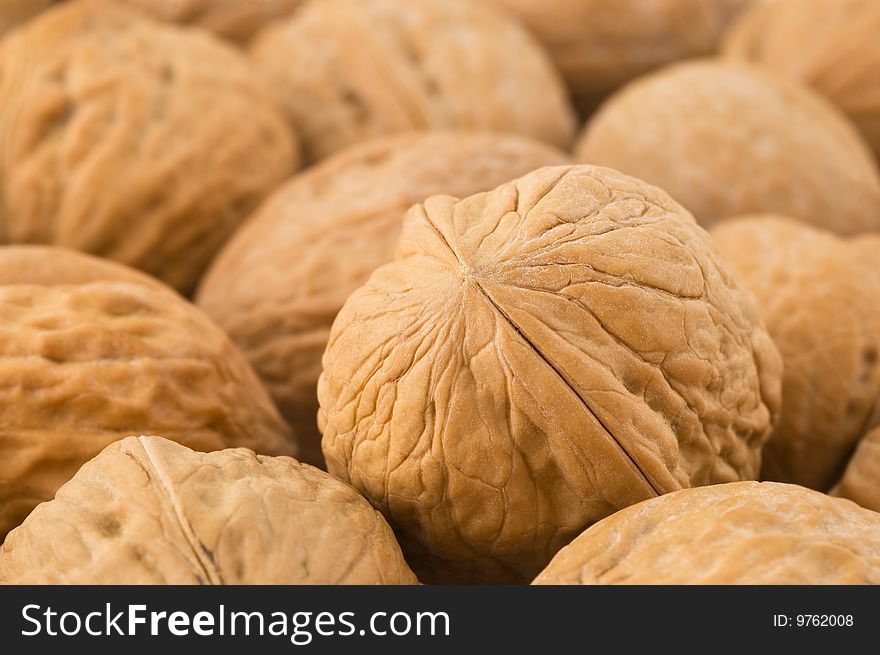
{"left": 197, "top": 131, "right": 569, "bottom": 467}
{"left": 0, "top": 0, "right": 55, "bottom": 35}
{"left": 575, "top": 60, "right": 880, "bottom": 233}
{"left": 832, "top": 427, "right": 880, "bottom": 513}
{"left": 250, "top": 0, "right": 575, "bottom": 163}
{"left": 711, "top": 216, "right": 880, "bottom": 491}
{"left": 482, "top": 0, "right": 751, "bottom": 114}
{"left": 0, "top": 436, "right": 418, "bottom": 584}
{"left": 120, "top": 0, "right": 305, "bottom": 42}
{"left": 724, "top": 0, "right": 880, "bottom": 160}
{"left": 318, "top": 164, "right": 782, "bottom": 584}
{"left": 0, "top": 0, "right": 297, "bottom": 294}
{"left": 533, "top": 481, "right": 880, "bottom": 584}
{"left": 0, "top": 275, "right": 295, "bottom": 539}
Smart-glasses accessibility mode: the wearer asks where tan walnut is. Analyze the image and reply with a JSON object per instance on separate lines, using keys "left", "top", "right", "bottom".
{"left": 0, "top": 436, "right": 417, "bottom": 584}
{"left": 575, "top": 60, "right": 880, "bottom": 233}
{"left": 711, "top": 216, "right": 880, "bottom": 491}
{"left": 197, "top": 131, "right": 569, "bottom": 467}
{"left": 0, "top": 246, "right": 296, "bottom": 539}
{"left": 481, "top": 0, "right": 752, "bottom": 115}
{"left": 831, "top": 427, "right": 880, "bottom": 513}
{"left": 119, "top": 0, "right": 305, "bottom": 43}
{"left": 0, "top": 0, "right": 298, "bottom": 295}
{"left": 250, "top": 0, "right": 576, "bottom": 163}
{"left": 533, "top": 481, "right": 880, "bottom": 584}
{"left": 0, "top": 0, "right": 55, "bottom": 35}
{"left": 724, "top": 0, "right": 880, "bottom": 161}
{"left": 318, "top": 164, "right": 783, "bottom": 584}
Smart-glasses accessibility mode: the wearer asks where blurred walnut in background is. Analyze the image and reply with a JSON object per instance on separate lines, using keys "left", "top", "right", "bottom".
{"left": 724, "top": 0, "right": 880, "bottom": 161}
{"left": 0, "top": 0, "right": 56, "bottom": 35}
{"left": 119, "top": 0, "right": 306, "bottom": 43}
{"left": 482, "top": 0, "right": 752, "bottom": 115}
{"left": 251, "top": 0, "right": 575, "bottom": 163}
{"left": 0, "top": 0, "right": 297, "bottom": 294}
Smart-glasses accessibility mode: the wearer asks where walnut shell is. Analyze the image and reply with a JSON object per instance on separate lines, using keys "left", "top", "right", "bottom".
{"left": 481, "top": 0, "right": 751, "bottom": 115}
{"left": 250, "top": 0, "right": 575, "bottom": 163}
{"left": 0, "top": 251, "right": 295, "bottom": 539}
{"left": 533, "top": 481, "right": 880, "bottom": 584}
{"left": 0, "top": 0, "right": 55, "bottom": 35}
{"left": 575, "top": 60, "right": 880, "bottom": 233}
{"left": 119, "top": 0, "right": 305, "bottom": 43}
{"left": 197, "top": 131, "right": 569, "bottom": 467}
{"left": 0, "top": 436, "right": 417, "bottom": 584}
{"left": 711, "top": 216, "right": 880, "bottom": 490}
{"left": 318, "top": 164, "right": 782, "bottom": 583}
{"left": 832, "top": 427, "right": 880, "bottom": 513}
{"left": 0, "top": 0, "right": 298, "bottom": 294}
{"left": 723, "top": 0, "right": 880, "bottom": 161}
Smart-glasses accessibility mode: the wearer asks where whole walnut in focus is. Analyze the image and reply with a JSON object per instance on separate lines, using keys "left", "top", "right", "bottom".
{"left": 832, "top": 427, "right": 880, "bottom": 513}
{"left": 711, "top": 216, "right": 880, "bottom": 491}
{"left": 482, "top": 0, "right": 752, "bottom": 115}
{"left": 575, "top": 60, "right": 880, "bottom": 233}
{"left": 197, "top": 131, "right": 569, "bottom": 466}
{"left": 250, "top": 0, "right": 575, "bottom": 163}
{"left": 0, "top": 437, "right": 417, "bottom": 584}
{"left": 120, "top": 0, "right": 305, "bottom": 43}
{"left": 533, "top": 481, "right": 880, "bottom": 584}
{"left": 0, "top": 247, "right": 295, "bottom": 539}
{"left": 319, "top": 164, "right": 782, "bottom": 583}
{"left": 0, "top": 0, "right": 297, "bottom": 294}
{"left": 724, "top": 0, "right": 880, "bottom": 161}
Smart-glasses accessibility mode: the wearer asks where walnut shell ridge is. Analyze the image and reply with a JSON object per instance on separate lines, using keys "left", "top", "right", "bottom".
{"left": 0, "top": 436, "right": 418, "bottom": 584}
{"left": 481, "top": 0, "right": 751, "bottom": 115}
{"left": 318, "top": 164, "right": 782, "bottom": 583}
{"left": 724, "top": 0, "right": 880, "bottom": 161}
{"left": 250, "top": 0, "right": 575, "bottom": 163}
{"left": 711, "top": 216, "right": 880, "bottom": 490}
{"left": 0, "top": 0, "right": 298, "bottom": 294}
{"left": 533, "top": 481, "right": 880, "bottom": 584}
{"left": 575, "top": 60, "right": 880, "bottom": 233}
{"left": 0, "top": 249, "right": 296, "bottom": 539}
{"left": 197, "top": 131, "right": 569, "bottom": 467}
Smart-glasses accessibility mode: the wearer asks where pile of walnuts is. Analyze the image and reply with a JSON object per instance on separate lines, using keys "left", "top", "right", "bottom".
{"left": 0, "top": 0, "right": 879, "bottom": 586}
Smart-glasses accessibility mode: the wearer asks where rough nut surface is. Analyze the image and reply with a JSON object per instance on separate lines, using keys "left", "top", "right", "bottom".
{"left": 250, "top": 0, "right": 575, "bottom": 163}
{"left": 197, "top": 131, "right": 569, "bottom": 467}
{"left": 724, "top": 0, "right": 880, "bottom": 161}
{"left": 120, "top": 0, "right": 305, "bottom": 43}
{"left": 0, "top": 258, "right": 295, "bottom": 539}
{"left": 832, "top": 427, "right": 880, "bottom": 513}
{"left": 318, "top": 164, "right": 782, "bottom": 584}
{"left": 711, "top": 216, "right": 880, "bottom": 490}
{"left": 0, "top": 436, "right": 417, "bottom": 584}
{"left": 575, "top": 60, "right": 880, "bottom": 233}
{"left": 481, "top": 0, "right": 751, "bottom": 115}
{"left": 533, "top": 481, "right": 880, "bottom": 584}
{"left": 0, "top": 0, "right": 297, "bottom": 294}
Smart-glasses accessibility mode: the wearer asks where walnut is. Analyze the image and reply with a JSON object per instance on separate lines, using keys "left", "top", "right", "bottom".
{"left": 533, "top": 481, "right": 880, "bottom": 584}
{"left": 318, "top": 164, "right": 782, "bottom": 583}
{"left": 250, "top": 0, "right": 575, "bottom": 163}
{"left": 711, "top": 215, "right": 880, "bottom": 490}
{"left": 0, "top": 0, "right": 297, "bottom": 294}
{"left": 0, "top": 436, "right": 417, "bottom": 584}
{"left": 0, "top": 246, "right": 295, "bottom": 539}
{"left": 832, "top": 427, "right": 880, "bottom": 513}
{"left": 575, "top": 60, "right": 880, "bottom": 233}
{"left": 196, "top": 131, "right": 569, "bottom": 466}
